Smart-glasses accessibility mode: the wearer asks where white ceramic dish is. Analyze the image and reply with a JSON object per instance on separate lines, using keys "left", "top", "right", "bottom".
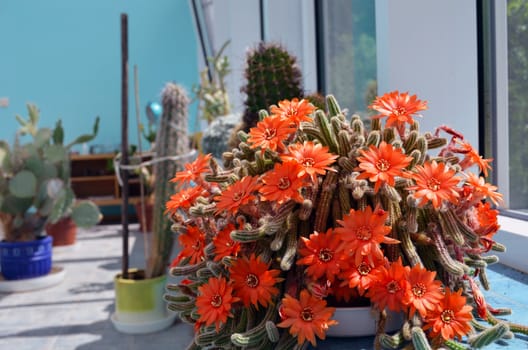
{"left": 326, "top": 306, "right": 403, "bottom": 337}
{"left": 0, "top": 266, "right": 65, "bottom": 293}
{"left": 111, "top": 311, "right": 177, "bottom": 334}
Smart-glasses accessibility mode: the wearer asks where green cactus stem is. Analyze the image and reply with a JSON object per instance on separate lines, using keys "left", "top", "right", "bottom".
{"left": 468, "top": 322, "right": 509, "bottom": 348}
{"left": 411, "top": 326, "right": 433, "bottom": 350}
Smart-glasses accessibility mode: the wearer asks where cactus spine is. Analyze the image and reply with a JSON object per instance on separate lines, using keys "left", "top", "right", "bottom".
{"left": 146, "top": 82, "right": 190, "bottom": 279}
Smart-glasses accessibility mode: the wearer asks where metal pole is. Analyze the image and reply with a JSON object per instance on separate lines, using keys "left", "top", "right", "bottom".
{"left": 120, "top": 13, "right": 130, "bottom": 279}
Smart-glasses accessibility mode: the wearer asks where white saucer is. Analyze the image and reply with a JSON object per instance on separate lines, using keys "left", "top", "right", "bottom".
{"left": 53, "top": 242, "right": 81, "bottom": 254}
{"left": 0, "top": 266, "right": 65, "bottom": 293}
{"left": 111, "top": 311, "right": 177, "bottom": 334}
{"left": 326, "top": 306, "right": 403, "bottom": 337}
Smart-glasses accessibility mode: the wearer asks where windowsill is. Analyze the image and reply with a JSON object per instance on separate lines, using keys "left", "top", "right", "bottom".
{"left": 496, "top": 215, "right": 528, "bottom": 273}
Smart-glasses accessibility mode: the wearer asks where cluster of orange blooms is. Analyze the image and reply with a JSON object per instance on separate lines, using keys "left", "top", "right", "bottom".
{"left": 166, "top": 91, "right": 503, "bottom": 347}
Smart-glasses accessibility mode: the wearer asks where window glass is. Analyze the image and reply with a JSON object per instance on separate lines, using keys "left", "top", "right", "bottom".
{"left": 507, "top": 1, "right": 528, "bottom": 211}
{"left": 320, "top": 0, "right": 377, "bottom": 116}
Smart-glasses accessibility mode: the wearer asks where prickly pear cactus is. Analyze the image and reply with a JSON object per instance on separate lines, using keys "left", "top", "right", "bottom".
{"left": 146, "top": 82, "right": 190, "bottom": 279}
{"left": 229, "top": 43, "right": 303, "bottom": 149}
{"left": 0, "top": 104, "right": 101, "bottom": 242}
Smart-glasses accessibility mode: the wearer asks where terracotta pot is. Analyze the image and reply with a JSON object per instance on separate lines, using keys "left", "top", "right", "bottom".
{"left": 135, "top": 202, "right": 153, "bottom": 233}
{"left": 45, "top": 217, "right": 77, "bottom": 246}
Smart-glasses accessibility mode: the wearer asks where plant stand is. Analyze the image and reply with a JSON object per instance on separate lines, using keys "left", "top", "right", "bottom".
{"left": 0, "top": 266, "right": 65, "bottom": 293}
{"left": 112, "top": 268, "right": 176, "bottom": 334}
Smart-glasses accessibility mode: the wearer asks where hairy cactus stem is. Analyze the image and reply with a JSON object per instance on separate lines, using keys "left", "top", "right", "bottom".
{"left": 411, "top": 326, "right": 433, "bottom": 350}
{"left": 314, "top": 110, "right": 339, "bottom": 154}
{"left": 280, "top": 226, "right": 299, "bottom": 271}
{"left": 429, "top": 223, "right": 466, "bottom": 277}
{"left": 437, "top": 210, "right": 465, "bottom": 246}
{"left": 399, "top": 225, "right": 423, "bottom": 267}
{"left": 170, "top": 260, "right": 207, "bottom": 276}
{"left": 468, "top": 322, "right": 510, "bottom": 348}
{"left": 403, "top": 130, "right": 419, "bottom": 151}
{"left": 337, "top": 179, "right": 352, "bottom": 214}
{"left": 378, "top": 332, "right": 405, "bottom": 349}
{"left": 383, "top": 127, "right": 396, "bottom": 144}
{"left": 314, "top": 171, "right": 338, "bottom": 232}
{"left": 337, "top": 130, "right": 352, "bottom": 157}
{"left": 478, "top": 266, "right": 490, "bottom": 291}
{"left": 338, "top": 156, "right": 356, "bottom": 173}
{"left": 366, "top": 130, "right": 381, "bottom": 147}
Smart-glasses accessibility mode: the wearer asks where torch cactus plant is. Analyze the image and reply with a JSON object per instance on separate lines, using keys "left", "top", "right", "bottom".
{"left": 0, "top": 104, "right": 102, "bottom": 242}
{"left": 164, "top": 92, "right": 525, "bottom": 349}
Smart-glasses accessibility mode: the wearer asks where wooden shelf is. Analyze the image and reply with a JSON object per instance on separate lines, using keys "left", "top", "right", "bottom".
{"left": 69, "top": 153, "right": 151, "bottom": 220}
{"left": 71, "top": 175, "right": 115, "bottom": 183}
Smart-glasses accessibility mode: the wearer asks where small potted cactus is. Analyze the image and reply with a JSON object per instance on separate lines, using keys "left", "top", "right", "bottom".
{"left": 0, "top": 104, "right": 102, "bottom": 280}
{"left": 165, "top": 92, "right": 528, "bottom": 349}
{"left": 112, "top": 82, "right": 192, "bottom": 334}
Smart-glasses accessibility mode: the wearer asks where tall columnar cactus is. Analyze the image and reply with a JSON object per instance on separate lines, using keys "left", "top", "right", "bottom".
{"left": 0, "top": 105, "right": 101, "bottom": 242}
{"left": 146, "top": 82, "right": 190, "bottom": 279}
{"left": 229, "top": 43, "right": 303, "bottom": 148}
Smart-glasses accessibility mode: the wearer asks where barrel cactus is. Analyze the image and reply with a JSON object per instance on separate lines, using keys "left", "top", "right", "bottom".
{"left": 229, "top": 42, "right": 303, "bottom": 148}
{"left": 0, "top": 104, "right": 102, "bottom": 242}
{"left": 145, "top": 82, "right": 191, "bottom": 279}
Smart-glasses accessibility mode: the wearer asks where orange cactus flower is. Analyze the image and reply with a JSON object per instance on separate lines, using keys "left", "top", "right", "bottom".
{"left": 369, "top": 91, "right": 427, "bottom": 129}
{"left": 464, "top": 172, "right": 503, "bottom": 206}
{"left": 171, "top": 225, "right": 206, "bottom": 266}
{"left": 455, "top": 139, "right": 493, "bottom": 177}
{"left": 259, "top": 160, "right": 305, "bottom": 204}
{"left": 166, "top": 186, "right": 206, "bottom": 214}
{"left": 423, "top": 288, "right": 473, "bottom": 341}
{"left": 248, "top": 114, "right": 296, "bottom": 152}
{"left": 329, "top": 283, "right": 360, "bottom": 304}
{"left": 212, "top": 223, "right": 241, "bottom": 262}
{"left": 229, "top": 254, "right": 283, "bottom": 309}
{"left": 215, "top": 176, "right": 260, "bottom": 215}
{"left": 403, "top": 264, "right": 444, "bottom": 318}
{"left": 474, "top": 202, "right": 500, "bottom": 238}
{"left": 170, "top": 153, "right": 212, "bottom": 187}
{"left": 340, "top": 256, "right": 386, "bottom": 295}
{"left": 196, "top": 277, "right": 240, "bottom": 331}
{"left": 334, "top": 206, "right": 399, "bottom": 266}
{"left": 281, "top": 141, "right": 338, "bottom": 182}
{"left": 270, "top": 98, "right": 316, "bottom": 126}
{"left": 297, "top": 229, "right": 348, "bottom": 283}
{"left": 406, "top": 160, "right": 460, "bottom": 209}
{"left": 356, "top": 141, "right": 413, "bottom": 193}
{"left": 367, "top": 258, "right": 411, "bottom": 313}
{"left": 277, "top": 289, "right": 338, "bottom": 347}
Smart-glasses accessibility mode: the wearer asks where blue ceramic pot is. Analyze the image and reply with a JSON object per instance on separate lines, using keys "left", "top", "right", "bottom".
{"left": 0, "top": 236, "right": 53, "bottom": 280}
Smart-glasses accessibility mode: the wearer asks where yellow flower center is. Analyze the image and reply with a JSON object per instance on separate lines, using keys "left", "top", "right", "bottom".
{"left": 394, "top": 106, "right": 407, "bottom": 116}
{"left": 412, "top": 283, "right": 427, "bottom": 297}
{"left": 245, "top": 273, "right": 259, "bottom": 288}
{"left": 357, "top": 262, "right": 372, "bottom": 276}
{"left": 232, "top": 191, "right": 243, "bottom": 202}
{"left": 302, "top": 157, "right": 315, "bottom": 167}
{"left": 210, "top": 294, "right": 222, "bottom": 308}
{"left": 278, "top": 177, "right": 291, "bottom": 190}
{"left": 356, "top": 226, "right": 372, "bottom": 241}
{"left": 265, "top": 128, "right": 277, "bottom": 140}
{"left": 427, "top": 178, "right": 441, "bottom": 191}
{"left": 386, "top": 280, "right": 400, "bottom": 294}
{"left": 376, "top": 159, "right": 391, "bottom": 172}
{"left": 441, "top": 309, "right": 455, "bottom": 324}
{"left": 301, "top": 307, "right": 314, "bottom": 322}
{"left": 318, "top": 248, "right": 334, "bottom": 262}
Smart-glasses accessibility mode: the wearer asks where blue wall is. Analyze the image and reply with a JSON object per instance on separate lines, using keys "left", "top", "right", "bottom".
{"left": 0, "top": 0, "right": 198, "bottom": 151}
